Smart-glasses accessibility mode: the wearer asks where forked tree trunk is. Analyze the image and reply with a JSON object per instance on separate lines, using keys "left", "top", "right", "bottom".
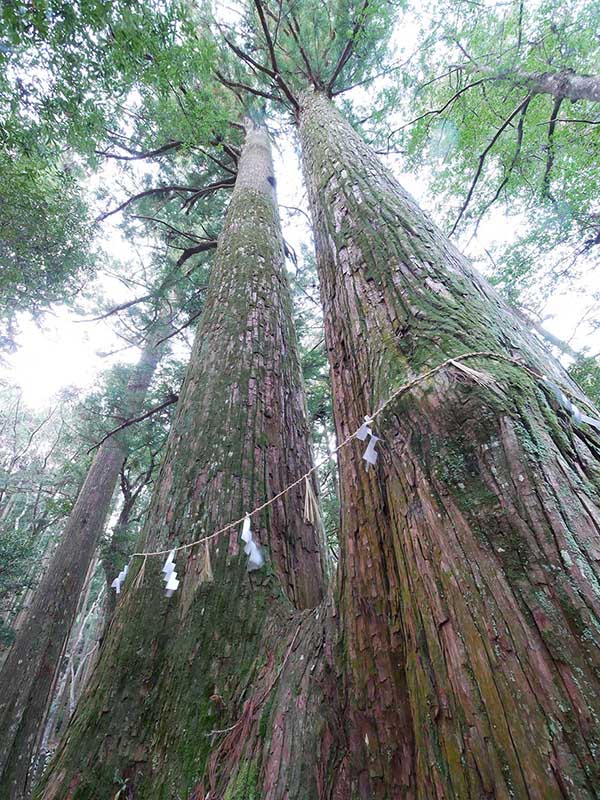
{"left": 297, "top": 89, "right": 600, "bottom": 798}
{"left": 0, "top": 328, "right": 168, "bottom": 799}
{"left": 35, "top": 121, "right": 333, "bottom": 800}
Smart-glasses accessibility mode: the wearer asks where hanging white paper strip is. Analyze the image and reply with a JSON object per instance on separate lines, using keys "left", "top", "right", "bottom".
{"left": 241, "top": 514, "right": 252, "bottom": 544}
{"left": 304, "top": 476, "right": 320, "bottom": 526}
{"left": 362, "top": 434, "right": 380, "bottom": 468}
{"left": 356, "top": 416, "right": 373, "bottom": 441}
{"left": 162, "top": 549, "right": 175, "bottom": 577}
{"left": 240, "top": 513, "right": 264, "bottom": 572}
{"left": 246, "top": 539, "right": 264, "bottom": 571}
{"left": 111, "top": 564, "right": 129, "bottom": 594}
{"left": 165, "top": 571, "right": 180, "bottom": 597}
{"left": 162, "top": 549, "right": 179, "bottom": 597}
{"left": 544, "top": 377, "right": 600, "bottom": 430}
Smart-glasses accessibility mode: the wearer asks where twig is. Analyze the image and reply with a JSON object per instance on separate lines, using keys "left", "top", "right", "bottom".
{"left": 87, "top": 396, "right": 179, "bottom": 454}
{"left": 449, "top": 95, "right": 532, "bottom": 235}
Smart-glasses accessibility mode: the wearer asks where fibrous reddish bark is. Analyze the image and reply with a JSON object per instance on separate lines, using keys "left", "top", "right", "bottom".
{"left": 35, "top": 121, "right": 333, "bottom": 800}
{"left": 0, "top": 330, "right": 167, "bottom": 799}
{"left": 298, "top": 89, "right": 600, "bottom": 799}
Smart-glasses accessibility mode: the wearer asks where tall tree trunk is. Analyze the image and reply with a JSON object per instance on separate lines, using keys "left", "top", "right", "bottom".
{"left": 297, "top": 90, "right": 600, "bottom": 799}
{"left": 35, "top": 121, "right": 332, "bottom": 800}
{"left": 0, "top": 327, "right": 168, "bottom": 799}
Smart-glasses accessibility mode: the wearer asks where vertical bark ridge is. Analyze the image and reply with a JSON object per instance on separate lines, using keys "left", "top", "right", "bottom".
{"left": 35, "top": 121, "right": 331, "bottom": 800}
{"left": 298, "top": 89, "right": 600, "bottom": 799}
{"left": 0, "top": 324, "right": 167, "bottom": 799}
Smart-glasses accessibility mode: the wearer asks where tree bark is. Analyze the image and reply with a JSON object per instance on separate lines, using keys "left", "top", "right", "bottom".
{"left": 34, "top": 121, "right": 333, "bottom": 800}
{"left": 297, "top": 89, "right": 600, "bottom": 798}
{"left": 475, "top": 65, "right": 600, "bottom": 103}
{"left": 0, "top": 328, "right": 168, "bottom": 799}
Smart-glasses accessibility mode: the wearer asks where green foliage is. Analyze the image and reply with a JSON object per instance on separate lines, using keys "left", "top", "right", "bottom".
{"left": 0, "top": 0, "right": 223, "bottom": 156}
{"left": 0, "top": 384, "right": 86, "bottom": 640}
{"left": 0, "top": 150, "right": 94, "bottom": 348}
{"left": 569, "top": 355, "right": 600, "bottom": 408}
{"left": 210, "top": 0, "right": 404, "bottom": 108}
{"left": 382, "top": 0, "right": 599, "bottom": 313}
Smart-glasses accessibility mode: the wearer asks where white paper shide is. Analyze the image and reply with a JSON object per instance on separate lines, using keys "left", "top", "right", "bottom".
{"left": 241, "top": 514, "right": 264, "bottom": 572}
{"left": 162, "top": 549, "right": 180, "bottom": 597}
{"left": 111, "top": 564, "right": 129, "bottom": 594}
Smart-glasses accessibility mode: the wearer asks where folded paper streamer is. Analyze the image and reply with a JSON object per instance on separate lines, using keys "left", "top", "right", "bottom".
{"left": 162, "top": 549, "right": 180, "bottom": 597}
{"left": 363, "top": 434, "right": 380, "bottom": 468}
{"left": 357, "top": 415, "right": 380, "bottom": 469}
{"left": 111, "top": 564, "right": 128, "bottom": 594}
{"left": 356, "top": 415, "right": 373, "bottom": 441}
{"left": 241, "top": 514, "right": 264, "bottom": 571}
{"left": 544, "top": 377, "right": 600, "bottom": 431}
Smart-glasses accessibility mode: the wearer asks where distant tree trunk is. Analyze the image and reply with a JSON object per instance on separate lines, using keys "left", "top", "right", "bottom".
{"left": 102, "top": 465, "right": 147, "bottom": 622}
{"left": 37, "top": 567, "right": 105, "bottom": 762}
{"left": 0, "top": 327, "right": 168, "bottom": 799}
{"left": 35, "top": 121, "right": 332, "bottom": 800}
{"left": 297, "top": 90, "right": 600, "bottom": 798}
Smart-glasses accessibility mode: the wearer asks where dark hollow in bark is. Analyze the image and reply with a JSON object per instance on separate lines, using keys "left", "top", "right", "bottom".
{"left": 34, "top": 121, "right": 332, "bottom": 800}
{"left": 298, "top": 89, "right": 600, "bottom": 799}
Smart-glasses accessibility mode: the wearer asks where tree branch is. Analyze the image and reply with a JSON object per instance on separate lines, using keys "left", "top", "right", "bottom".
{"left": 96, "top": 186, "right": 201, "bottom": 223}
{"left": 541, "top": 96, "right": 563, "bottom": 199}
{"left": 472, "top": 96, "right": 531, "bottom": 235}
{"left": 325, "top": 0, "right": 371, "bottom": 95}
{"left": 215, "top": 70, "right": 282, "bottom": 103}
{"left": 76, "top": 294, "right": 153, "bottom": 323}
{"left": 449, "top": 95, "right": 532, "bottom": 236}
{"left": 95, "top": 140, "right": 182, "bottom": 161}
{"left": 181, "top": 177, "right": 236, "bottom": 213}
{"left": 87, "top": 395, "right": 179, "bottom": 454}
{"left": 460, "top": 63, "right": 600, "bottom": 103}
{"left": 176, "top": 240, "right": 218, "bottom": 267}
{"left": 251, "top": 0, "right": 299, "bottom": 109}
{"left": 154, "top": 307, "right": 205, "bottom": 347}
{"left": 129, "top": 215, "right": 206, "bottom": 242}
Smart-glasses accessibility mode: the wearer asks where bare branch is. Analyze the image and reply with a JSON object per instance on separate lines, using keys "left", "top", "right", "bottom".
{"left": 154, "top": 307, "right": 205, "bottom": 347}
{"left": 87, "top": 395, "right": 179, "bottom": 454}
{"left": 182, "top": 177, "right": 236, "bottom": 213}
{"left": 96, "top": 186, "right": 201, "bottom": 223}
{"left": 541, "top": 96, "right": 563, "bottom": 199}
{"left": 449, "top": 95, "right": 532, "bottom": 236}
{"left": 176, "top": 240, "right": 218, "bottom": 267}
{"left": 471, "top": 96, "right": 531, "bottom": 235}
{"left": 386, "top": 79, "right": 484, "bottom": 141}
{"left": 95, "top": 140, "right": 182, "bottom": 161}
{"left": 251, "top": 0, "right": 299, "bottom": 109}
{"left": 215, "top": 70, "right": 282, "bottom": 103}
{"left": 76, "top": 294, "right": 153, "bottom": 323}
{"left": 222, "top": 33, "right": 275, "bottom": 79}
{"left": 325, "top": 0, "right": 371, "bottom": 95}
{"left": 130, "top": 215, "right": 206, "bottom": 243}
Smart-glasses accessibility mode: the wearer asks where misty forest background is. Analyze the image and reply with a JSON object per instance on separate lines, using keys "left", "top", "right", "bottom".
{"left": 0, "top": 0, "right": 599, "bottom": 798}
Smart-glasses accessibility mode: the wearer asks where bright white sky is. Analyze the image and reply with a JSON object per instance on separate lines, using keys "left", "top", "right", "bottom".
{"left": 2, "top": 5, "right": 599, "bottom": 410}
